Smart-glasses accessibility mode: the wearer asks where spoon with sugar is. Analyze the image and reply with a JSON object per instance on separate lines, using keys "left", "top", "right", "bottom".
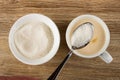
{"left": 48, "top": 22, "right": 94, "bottom": 80}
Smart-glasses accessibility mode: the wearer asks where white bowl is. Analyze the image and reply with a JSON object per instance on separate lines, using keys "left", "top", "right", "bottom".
{"left": 9, "top": 14, "right": 60, "bottom": 65}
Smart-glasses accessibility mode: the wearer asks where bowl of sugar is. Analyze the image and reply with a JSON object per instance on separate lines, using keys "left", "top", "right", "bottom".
{"left": 9, "top": 14, "right": 60, "bottom": 65}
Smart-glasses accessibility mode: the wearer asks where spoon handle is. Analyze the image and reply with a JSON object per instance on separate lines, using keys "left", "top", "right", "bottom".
{"left": 47, "top": 51, "right": 73, "bottom": 80}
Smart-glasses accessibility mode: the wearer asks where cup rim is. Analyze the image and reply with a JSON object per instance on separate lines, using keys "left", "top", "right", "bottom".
{"left": 66, "top": 14, "right": 110, "bottom": 58}
{"left": 9, "top": 13, "right": 60, "bottom": 65}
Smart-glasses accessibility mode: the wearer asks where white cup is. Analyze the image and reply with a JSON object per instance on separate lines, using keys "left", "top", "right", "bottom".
{"left": 9, "top": 14, "right": 60, "bottom": 65}
{"left": 66, "top": 14, "right": 113, "bottom": 63}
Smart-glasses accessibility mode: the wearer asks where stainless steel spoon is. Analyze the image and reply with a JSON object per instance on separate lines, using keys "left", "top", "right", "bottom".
{"left": 48, "top": 22, "right": 94, "bottom": 80}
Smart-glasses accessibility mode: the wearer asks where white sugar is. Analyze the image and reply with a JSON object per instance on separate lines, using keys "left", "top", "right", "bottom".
{"left": 71, "top": 23, "right": 94, "bottom": 49}
{"left": 14, "top": 22, "right": 53, "bottom": 59}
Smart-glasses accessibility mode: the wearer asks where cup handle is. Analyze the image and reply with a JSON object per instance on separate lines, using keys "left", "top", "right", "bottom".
{"left": 99, "top": 51, "right": 113, "bottom": 63}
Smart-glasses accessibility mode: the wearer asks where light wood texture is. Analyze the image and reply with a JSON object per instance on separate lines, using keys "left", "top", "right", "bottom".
{"left": 0, "top": 0, "right": 120, "bottom": 80}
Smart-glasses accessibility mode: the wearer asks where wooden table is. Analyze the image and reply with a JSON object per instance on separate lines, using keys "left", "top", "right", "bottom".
{"left": 0, "top": 0, "right": 120, "bottom": 80}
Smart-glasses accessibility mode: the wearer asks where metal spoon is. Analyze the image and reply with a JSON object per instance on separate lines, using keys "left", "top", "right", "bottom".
{"left": 48, "top": 22, "right": 94, "bottom": 80}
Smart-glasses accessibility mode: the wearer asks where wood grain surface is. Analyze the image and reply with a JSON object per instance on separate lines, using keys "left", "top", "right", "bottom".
{"left": 0, "top": 0, "right": 120, "bottom": 80}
